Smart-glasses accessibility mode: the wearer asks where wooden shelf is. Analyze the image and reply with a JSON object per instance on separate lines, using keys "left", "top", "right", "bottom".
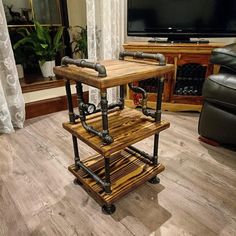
{"left": 63, "top": 107, "right": 170, "bottom": 156}
{"left": 54, "top": 59, "right": 174, "bottom": 89}
{"left": 20, "top": 74, "right": 65, "bottom": 93}
{"left": 68, "top": 148, "right": 165, "bottom": 205}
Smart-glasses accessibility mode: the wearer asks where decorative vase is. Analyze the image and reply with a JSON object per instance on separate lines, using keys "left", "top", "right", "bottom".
{"left": 39, "top": 60, "right": 55, "bottom": 78}
{"left": 16, "top": 64, "right": 24, "bottom": 79}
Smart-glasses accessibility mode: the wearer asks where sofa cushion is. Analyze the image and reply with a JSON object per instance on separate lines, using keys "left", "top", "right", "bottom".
{"left": 210, "top": 43, "right": 236, "bottom": 72}
{"left": 203, "top": 74, "right": 236, "bottom": 111}
{"left": 198, "top": 101, "right": 236, "bottom": 145}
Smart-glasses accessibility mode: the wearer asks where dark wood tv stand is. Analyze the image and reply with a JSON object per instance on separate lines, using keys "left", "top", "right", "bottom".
{"left": 123, "top": 41, "right": 225, "bottom": 112}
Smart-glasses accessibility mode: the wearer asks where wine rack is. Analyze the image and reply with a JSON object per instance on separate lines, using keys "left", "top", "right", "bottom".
{"left": 174, "top": 63, "right": 207, "bottom": 96}
{"left": 139, "top": 78, "right": 159, "bottom": 93}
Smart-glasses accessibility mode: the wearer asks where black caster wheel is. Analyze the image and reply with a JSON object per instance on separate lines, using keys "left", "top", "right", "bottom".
{"left": 73, "top": 178, "right": 82, "bottom": 186}
{"left": 148, "top": 176, "right": 160, "bottom": 184}
{"left": 102, "top": 204, "right": 116, "bottom": 215}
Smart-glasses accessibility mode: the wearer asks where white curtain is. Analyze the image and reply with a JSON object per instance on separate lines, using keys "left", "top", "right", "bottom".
{"left": 0, "top": 0, "right": 25, "bottom": 133}
{"left": 86, "top": 0, "right": 126, "bottom": 105}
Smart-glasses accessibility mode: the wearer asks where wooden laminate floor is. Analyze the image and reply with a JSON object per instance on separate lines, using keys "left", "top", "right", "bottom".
{"left": 0, "top": 110, "right": 235, "bottom": 236}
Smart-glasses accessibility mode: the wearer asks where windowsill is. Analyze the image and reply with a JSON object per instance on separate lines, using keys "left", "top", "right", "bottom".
{"left": 20, "top": 74, "right": 65, "bottom": 93}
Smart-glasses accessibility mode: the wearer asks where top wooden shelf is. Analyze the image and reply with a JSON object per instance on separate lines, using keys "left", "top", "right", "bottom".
{"left": 54, "top": 59, "right": 174, "bottom": 89}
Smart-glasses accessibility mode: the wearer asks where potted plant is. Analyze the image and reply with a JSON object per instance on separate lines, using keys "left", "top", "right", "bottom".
{"left": 14, "top": 21, "right": 65, "bottom": 78}
{"left": 14, "top": 47, "right": 25, "bottom": 79}
{"left": 69, "top": 25, "right": 87, "bottom": 59}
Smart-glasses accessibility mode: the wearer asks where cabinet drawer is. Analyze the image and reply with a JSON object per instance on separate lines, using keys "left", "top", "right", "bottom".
{"left": 178, "top": 54, "right": 210, "bottom": 65}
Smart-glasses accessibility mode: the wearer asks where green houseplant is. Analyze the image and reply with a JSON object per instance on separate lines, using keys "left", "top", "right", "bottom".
{"left": 14, "top": 21, "right": 65, "bottom": 77}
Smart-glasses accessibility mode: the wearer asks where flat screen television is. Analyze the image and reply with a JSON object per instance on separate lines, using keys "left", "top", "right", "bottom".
{"left": 127, "top": 0, "right": 236, "bottom": 43}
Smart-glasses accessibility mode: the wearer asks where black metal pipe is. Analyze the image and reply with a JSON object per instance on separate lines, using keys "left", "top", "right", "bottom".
{"left": 153, "top": 134, "right": 159, "bottom": 166}
{"left": 75, "top": 81, "right": 102, "bottom": 139}
{"left": 101, "top": 91, "right": 108, "bottom": 131}
{"left": 155, "top": 77, "right": 165, "bottom": 122}
{"left": 81, "top": 121, "right": 102, "bottom": 137}
{"left": 72, "top": 135, "right": 80, "bottom": 167}
{"left": 95, "top": 101, "right": 123, "bottom": 114}
{"left": 152, "top": 77, "right": 165, "bottom": 166}
{"left": 127, "top": 145, "right": 153, "bottom": 162}
{"left": 76, "top": 82, "right": 86, "bottom": 121}
{"left": 74, "top": 82, "right": 113, "bottom": 144}
{"left": 75, "top": 160, "right": 110, "bottom": 190}
{"left": 61, "top": 56, "right": 107, "bottom": 77}
{"left": 104, "top": 158, "right": 112, "bottom": 193}
{"left": 128, "top": 83, "right": 156, "bottom": 118}
{"left": 119, "top": 85, "right": 125, "bottom": 110}
{"left": 76, "top": 81, "right": 122, "bottom": 116}
{"left": 119, "top": 51, "right": 166, "bottom": 66}
{"left": 77, "top": 115, "right": 113, "bottom": 144}
{"left": 65, "top": 79, "right": 75, "bottom": 123}
{"left": 100, "top": 90, "right": 114, "bottom": 144}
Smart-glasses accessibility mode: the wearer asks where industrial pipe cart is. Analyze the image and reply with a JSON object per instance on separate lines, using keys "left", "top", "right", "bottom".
{"left": 54, "top": 51, "right": 174, "bottom": 214}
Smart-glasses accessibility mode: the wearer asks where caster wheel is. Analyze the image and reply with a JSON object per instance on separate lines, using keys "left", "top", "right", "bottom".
{"left": 102, "top": 204, "right": 116, "bottom": 215}
{"left": 73, "top": 178, "right": 82, "bottom": 186}
{"left": 148, "top": 176, "right": 160, "bottom": 184}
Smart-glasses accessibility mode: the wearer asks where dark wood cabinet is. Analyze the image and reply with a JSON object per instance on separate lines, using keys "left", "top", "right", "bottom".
{"left": 123, "top": 42, "right": 225, "bottom": 112}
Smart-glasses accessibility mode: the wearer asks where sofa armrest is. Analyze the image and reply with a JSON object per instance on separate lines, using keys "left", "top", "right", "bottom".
{"left": 210, "top": 43, "right": 236, "bottom": 72}
{"left": 203, "top": 74, "right": 236, "bottom": 111}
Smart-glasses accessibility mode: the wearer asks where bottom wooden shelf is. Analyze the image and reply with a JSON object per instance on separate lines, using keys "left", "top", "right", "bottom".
{"left": 68, "top": 148, "right": 165, "bottom": 206}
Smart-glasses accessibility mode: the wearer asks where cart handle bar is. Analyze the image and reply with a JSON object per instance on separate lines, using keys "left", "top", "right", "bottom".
{"left": 61, "top": 56, "right": 107, "bottom": 78}
{"left": 119, "top": 51, "right": 166, "bottom": 66}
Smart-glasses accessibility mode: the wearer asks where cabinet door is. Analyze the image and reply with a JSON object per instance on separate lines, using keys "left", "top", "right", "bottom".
{"left": 178, "top": 54, "right": 210, "bottom": 65}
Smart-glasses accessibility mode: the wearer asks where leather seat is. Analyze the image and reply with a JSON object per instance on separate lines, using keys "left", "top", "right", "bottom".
{"left": 198, "top": 43, "right": 236, "bottom": 146}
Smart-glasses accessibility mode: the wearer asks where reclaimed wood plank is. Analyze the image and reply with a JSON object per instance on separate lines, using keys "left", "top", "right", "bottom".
{"left": 54, "top": 59, "right": 174, "bottom": 89}
{"left": 63, "top": 108, "right": 170, "bottom": 156}
{"left": 68, "top": 148, "right": 165, "bottom": 205}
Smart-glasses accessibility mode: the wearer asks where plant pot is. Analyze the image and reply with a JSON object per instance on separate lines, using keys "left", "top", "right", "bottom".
{"left": 16, "top": 64, "right": 24, "bottom": 79}
{"left": 39, "top": 60, "right": 55, "bottom": 78}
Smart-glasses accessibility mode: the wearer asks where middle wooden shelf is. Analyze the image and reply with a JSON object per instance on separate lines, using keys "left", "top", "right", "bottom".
{"left": 63, "top": 107, "right": 170, "bottom": 156}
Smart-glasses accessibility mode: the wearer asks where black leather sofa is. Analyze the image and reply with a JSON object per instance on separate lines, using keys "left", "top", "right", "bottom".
{"left": 198, "top": 43, "right": 236, "bottom": 146}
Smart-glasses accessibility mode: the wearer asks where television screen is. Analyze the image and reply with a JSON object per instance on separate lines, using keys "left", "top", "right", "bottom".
{"left": 127, "top": 0, "right": 236, "bottom": 40}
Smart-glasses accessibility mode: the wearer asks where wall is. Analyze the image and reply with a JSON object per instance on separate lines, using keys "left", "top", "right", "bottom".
{"left": 67, "top": 0, "right": 86, "bottom": 27}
